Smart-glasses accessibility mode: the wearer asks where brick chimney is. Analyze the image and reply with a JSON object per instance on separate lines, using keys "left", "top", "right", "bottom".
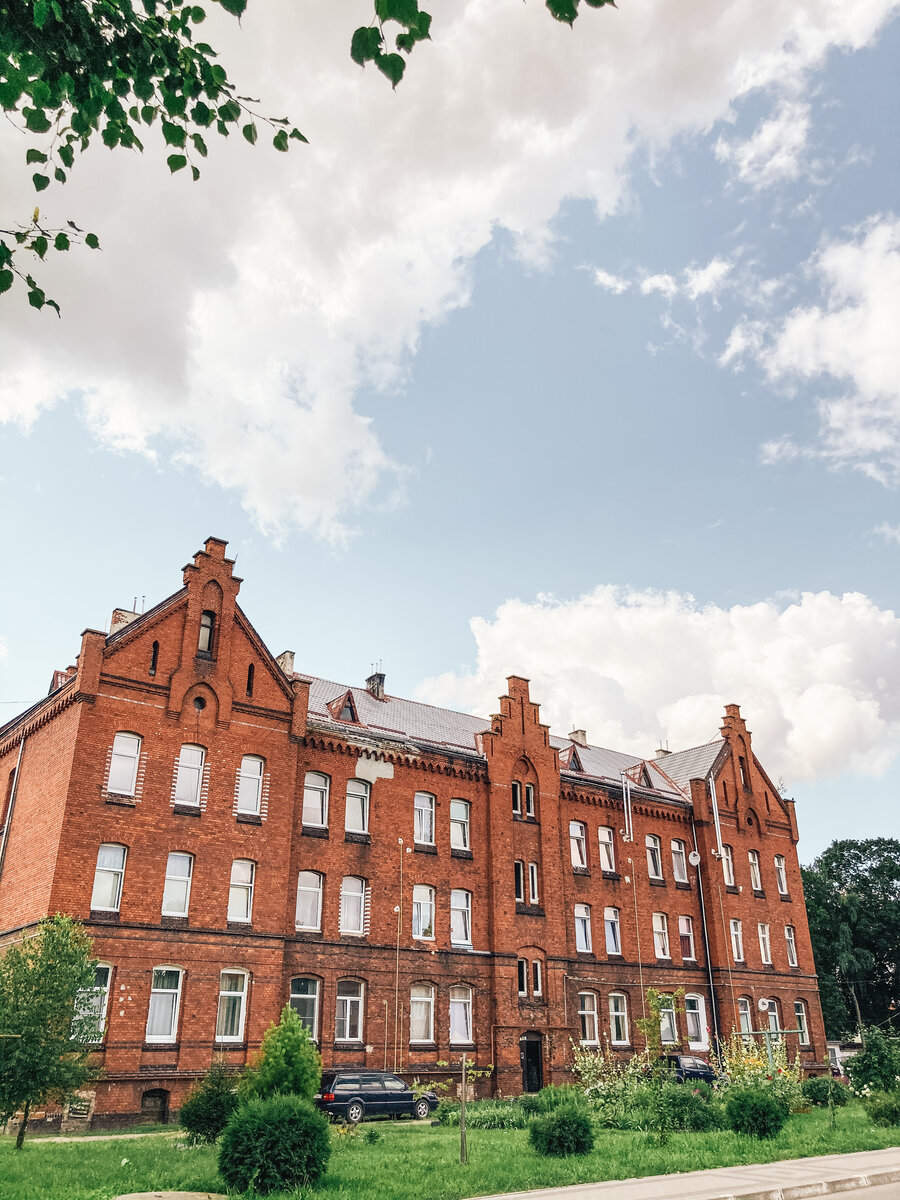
{"left": 366, "top": 670, "right": 386, "bottom": 700}
{"left": 568, "top": 729, "right": 588, "bottom": 748}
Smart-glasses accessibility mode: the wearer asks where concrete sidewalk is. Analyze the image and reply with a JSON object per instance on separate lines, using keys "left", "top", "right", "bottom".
{"left": 468, "top": 1146, "right": 900, "bottom": 1200}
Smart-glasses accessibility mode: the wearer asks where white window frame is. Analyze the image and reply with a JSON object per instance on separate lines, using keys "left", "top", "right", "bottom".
{"left": 412, "top": 883, "right": 435, "bottom": 940}
{"left": 216, "top": 969, "right": 248, "bottom": 1042}
{"left": 450, "top": 889, "right": 472, "bottom": 946}
{"left": 578, "top": 991, "right": 599, "bottom": 1045}
{"left": 569, "top": 821, "right": 588, "bottom": 869}
{"left": 78, "top": 963, "right": 112, "bottom": 1041}
{"left": 597, "top": 825, "right": 615, "bottom": 872}
{"left": 91, "top": 843, "right": 127, "bottom": 912}
{"left": 511, "top": 781, "right": 522, "bottom": 816}
{"left": 345, "top": 778, "right": 370, "bottom": 834}
{"left": 748, "top": 849, "right": 762, "bottom": 891}
{"left": 524, "top": 783, "right": 535, "bottom": 818}
{"left": 785, "top": 924, "right": 798, "bottom": 968}
{"left": 517, "top": 958, "right": 528, "bottom": 996}
{"left": 737, "top": 996, "right": 752, "bottom": 1035}
{"left": 414, "top": 792, "right": 435, "bottom": 845}
{"left": 302, "top": 772, "right": 329, "bottom": 828}
{"left": 532, "top": 960, "right": 542, "bottom": 996}
{"left": 652, "top": 912, "right": 670, "bottom": 959}
{"left": 730, "top": 918, "right": 745, "bottom": 962}
{"left": 645, "top": 834, "right": 663, "bottom": 879}
{"left": 173, "top": 744, "right": 205, "bottom": 807}
{"left": 410, "top": 983, "right": 435, "bottom": 1043}
{"left": 236, "top": 755, "right": 264, "bottom": 815}
{"left": 775, "top": 854, "right": 789, "bottom": 895}
{"left": 765, "top": 998, "right": 780, "bottom": 1033}
{"left": 161, "top": 852, "right": 193, "bottom": 917}
{"left": 758, "top": 922, "right": 772, "bottom": 965}
{"left": 228, "top": 859, "right": 255, "bottom": 923}
{"left": 335, "top": 980, "right": 363, "bottom": 1042}
{"left": 678, "top": 915, "right": 695, "bottom": 961}
{"left": 145, "top": 966, "right": 183, "bottom": 1044}
{"left": 722, "top": 844, "right": 735, "bottom": 887}
{"left": 289, "top": 976, "right": 320, "bottom": 1041}
{"left": 671, "top": 839, "right": 688, "bottom": 884}
{"left": 685, "top": 993, "right": 708, "bottom": 1049}
{"left": 604, "top": 906, "right": 621, "bottom": 955}
{"left": 609, "top": 992, "right": 629, "bottom": 1045}
{"left": 514, "top": 860, "right": 525, "bottom": 903}
{"left": 528, "top": 862, "right": 539, "bottom": 905}
{"left": 794, "top": 1000, "right": 810, "bottom": 1045}
{"left": 450, "top": 799, "right": 470, "bottom": 850}
{"left": 295, "top": 870, "right": 323, "bottom": 931}
{"left": 449, "top": 985, "right": 472, "bottom": 1045}
{"left": 575, "top": 903, "right": 592, "bottom": 953}
{"left": 108, "top": 732, "right": 141, "bottom": 796}
{"left": 340, "top": 875, "right": 367, "bottom": 936}
{"left": 659, "top": 996, "right": 678, "bottom": 1045}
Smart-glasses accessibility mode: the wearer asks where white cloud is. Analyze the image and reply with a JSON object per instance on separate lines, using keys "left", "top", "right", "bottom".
{"left": 593, "top": 268, "right": 630, "bottom": 294}
{"left": 873, "top": 522, "right": 900, "bottom": 545}
{"left": 417, "top": 585, "right": 900, "bottom": 784}
{"left": 684, "top": 256, "right": 733, "bottom": 301}
{"left": 0, "top": 0, "right": 896, "bottom": 537}
{"left": 641, "top": 273, "right": 680, "bottom": 299}
{"left": 715, "top": 99, "right": 812, "bottom": 188}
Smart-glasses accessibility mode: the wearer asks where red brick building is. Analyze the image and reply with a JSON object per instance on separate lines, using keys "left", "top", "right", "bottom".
{"left": 0, "top": 538, "right": 826, "bottom": 1127}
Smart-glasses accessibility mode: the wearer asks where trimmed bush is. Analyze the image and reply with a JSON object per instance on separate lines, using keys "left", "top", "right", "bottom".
{"left": 864, "top": 1091, "right": 900, "bottom": 1127}
{"left": 725, "top": 1088, "right": 789, "bottom": 1139}
{"left": 529, "top": 1106, "right": 594, "bottom": 1157}
{"left": 178, "top": 1058, "right": 238, "bottom": 1144}
{"left": 665, "top": 1083, "right": 726, "bottom": 1132}
{"left": 801, "top": 1077, "right": 850, "bottom": 1108}
{"left": 218, "top": 1093, "right": 331, "bottom": 1194}
{"left": 238, "top": 1003, "right": 321, "bottom": 1103}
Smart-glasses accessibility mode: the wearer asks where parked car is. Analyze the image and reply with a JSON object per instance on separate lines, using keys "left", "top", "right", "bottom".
{"left": 315, "top": 1070, "right": 439, "bottom": 1123}
{"left": 656, "top": 1054, "right": 718, "bottom": 1085}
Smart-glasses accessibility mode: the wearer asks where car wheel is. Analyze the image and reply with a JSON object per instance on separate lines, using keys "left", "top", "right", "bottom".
{"left": 414, "top": 1098, "right": 430, "bottom": 1120}
{"left": 346, "top": 1101, "right": 365, "bottom": 1124}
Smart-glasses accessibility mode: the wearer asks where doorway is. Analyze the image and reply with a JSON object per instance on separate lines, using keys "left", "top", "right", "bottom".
{"left": 520, "top": 1032, "right": 543, "bottom": 1093}
{"left": 140, "top": 1088, "right": 170, "bottom": 1124}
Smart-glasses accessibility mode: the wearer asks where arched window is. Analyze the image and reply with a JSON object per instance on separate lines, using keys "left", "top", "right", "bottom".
{"left": 450, "top": 799, "right": 470, "bottom": 850}
{"left": 410, "top": 983, "right": 435, "bottom": 1043}
{"left": 228, "top": 860, "right": 255, "bottom": 923}
{"left": 578, "top": 992, "right": 599, "bottom": 1045}
{"left": 345, "top": 779, "right": 370, "bottom": 834}
{"left": 146, "top": 967, "right": 183, "bottom": 1043}
{"left": 340, "top": 876, "right": 367, "bottom": 935}
{"left": 785, "top": 924, "right": 798, "bottom": 967}
{"left": 198, "top": 610, "right": 216, "bottom": 656}
{"left": 598, "top": 826, "right": 615, "bottom": 872}
{"left": 609, "top": 993, "right": 629, "bottom": 1045}
{"left": 511, "top": 781, "right": 522, "bottom": 816}
{"left": 794, "top": 1000, "right": 810, "bottom": 1045}
{"left": 652, "top": 912, "right": 670, "bottom": 958}
{"left": 765, "top": 997, "right": 780, "bottom": 1033}
{"left": 335, "top": 980, "right": 363, "bottom": 1041}
{"left": 721, "top": 844, "right": 736, "bottom": 887}
{"left": 449, "top": 985, "right": 472, "bottom": 1044}
{"left": 514, "top": 860, "right": 525, "bottom": 902}
{"left": 524, "top": 783, "right": 535, "bottom": 818}
{"left": 296, "top": 871, "right": 323, "bottom": 930}
{"left": 77, "top": 963, "right": 112, "bottom": 1041}
{"left": 162, "top": 852, "right": 193, "bottom": 917}
{"left": 774, "top": 854, "right": 789, "bottom": 895}
{"left": 91, "top": 844, "right": 127, "bottom": 912}
{"left": 574, "top": 904, "right": 592, "bottom": 953}
{"left": 414, "top": 792, "right": 435, "bottom": 845}
{"left": 684, "top": 994, "right": 708, "bottom": 1049}
{"left": 659, "top": 994, "right": 678, "bottom": 1044}
{"left": 290, "top": 977, "right": 320, "bottom": 1040}
{"left": 149, "top": 641, "right": 159, "bottom": 676}
{"left": 173, "top": 744, "right": 205, "bottom": 807}
{"left": 604, "top": 907, "right": 621, "bottom": 955}
{"left": 450, "top": 890, "right": 471, "bottom": 945}
{"left": 216, "top": 970, "right": 248, "bottom": 1042}
{"left": 569, "top": 821, "right": 587, "bottom": 870}
{"left": 108, "top": 732, "right": 141, "bottom": 796}
{"left": 302, "top": 772, "right": 329, "bottom": 828}
{"left": 645, "top": 834, "right": 663, "bottom": 879}
{"left": 670, "top": 839, "right": 688, "bottom": 883}
{"left": 748, "top": 849, "right": 762, "bottom": 891}
{"left": 246, "top": 663, "right": 254, "bottom": 698}
{"left": 412, "top": 884, "right": 435, "bottom": 940}
{"left": 737, "top": 996, "right": 753, "bottom": 1035}
{"left": 236, "top": 755, "right": 264, "bottom": 815}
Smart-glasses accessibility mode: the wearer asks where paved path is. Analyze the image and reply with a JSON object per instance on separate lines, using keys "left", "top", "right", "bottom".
{"left": 32, "top": 1129, "right": 179, "bottom": 1144}
{"left": 468, "top": 1146, "right": 900, "bottom": 1200}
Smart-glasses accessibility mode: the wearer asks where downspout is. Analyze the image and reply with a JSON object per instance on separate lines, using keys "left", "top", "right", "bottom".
{"left": 0, "top": 736, "right": 26, "bottom": 884}
{"left": 707, "top": 772, "right": 725, "bottom": 858}
{"left": 691, "top": 813, "right": 721, "bottom": 1049}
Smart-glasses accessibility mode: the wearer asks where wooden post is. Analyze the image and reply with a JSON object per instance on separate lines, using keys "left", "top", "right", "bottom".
{"left": 459, "top": 1051, "right": 468, "bottom": 1165}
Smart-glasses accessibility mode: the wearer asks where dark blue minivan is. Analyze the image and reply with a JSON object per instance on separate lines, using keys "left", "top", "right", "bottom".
{"left": 315, "top": 1070, "right": 439, "bottom": 1123}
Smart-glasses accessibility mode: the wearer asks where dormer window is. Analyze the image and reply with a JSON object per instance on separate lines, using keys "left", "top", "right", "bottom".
{"left": 198, "top": 611, "right": 216, "bottom": 658}
{"left": 332, "top": 691, "right": 358, "bottom": 723}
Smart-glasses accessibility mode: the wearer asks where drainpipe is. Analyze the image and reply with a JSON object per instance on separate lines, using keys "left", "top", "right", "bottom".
{"left": 691, "top": 814, "right": 721, "bottom": 1049}
{"left": 0, "top": 736, "right": 26, "bottom": 884}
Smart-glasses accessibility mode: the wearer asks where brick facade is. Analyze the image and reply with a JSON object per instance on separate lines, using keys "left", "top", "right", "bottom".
{"left": 0, "top": 538, "right": 827, "bottom": 1127}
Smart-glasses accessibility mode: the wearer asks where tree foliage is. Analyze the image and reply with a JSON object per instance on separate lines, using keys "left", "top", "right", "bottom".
{"left": 1, "top": 0, "right": 615, "bottom": 311}
{"left": 0, "top": 915, "right": 99, "bottom": 1148}
{"left": 802, "top": 838, "right": 900, "bottom": 1039}
{"left": 238, "top": 1003, "right": 321, "bottom": 1103}
{"left": 178, "top": 1056, "right": 239, "bottom": 1143}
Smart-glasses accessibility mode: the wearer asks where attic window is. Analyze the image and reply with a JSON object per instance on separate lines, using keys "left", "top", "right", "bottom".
{"left": 149, "top": 641, "right": 159, "bottom": 677}
{"left": 639, "top": 767, "right": 652, "bottom": 788}
{"left": 246, "top": 663, "right": 254, "bottom": 699}
{"left": 569, "top": 747, "right": 582, "bottom": 772}
{"left": 198, "top": 611, "right": 216, "bottom": 658}
{"left": 338, "top": 693, "right": 358, "bottom": 723}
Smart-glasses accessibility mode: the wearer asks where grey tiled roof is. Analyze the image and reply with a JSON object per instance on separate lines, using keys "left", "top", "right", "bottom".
{"left": 653, "top": 740, "right": 726, "bottom": 791}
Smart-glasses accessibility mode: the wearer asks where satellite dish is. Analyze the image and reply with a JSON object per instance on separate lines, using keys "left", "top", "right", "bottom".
{"left": 757, "top": 998, "right": 771, "bottom": 1013}
{"left": 688, "top": 850, "right": 701, "bottom": 866}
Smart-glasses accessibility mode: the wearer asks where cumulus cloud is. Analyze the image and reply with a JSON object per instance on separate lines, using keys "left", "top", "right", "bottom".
{"left": 593, "top": 268, "right": 630, "bottom": 294}
{"left": 0, "top": 0, "right": 896, "bottom": 537}
{"left": 873, "top": 521, "right": 900, "bottom": 545}
{"left": 417, "top": 585, "right": 900, "bottom": 784}
{"left": 715, "top": 99, "right": 813, "bottom": 188}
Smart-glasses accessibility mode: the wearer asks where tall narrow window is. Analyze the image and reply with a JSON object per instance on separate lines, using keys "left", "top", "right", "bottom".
{"left": 730, "top": 918, "right": 745, "bottom": 962}
{"left": 645, "top": 834, "right": 663, "bottom": 879}
{"left": 236, "top": 755, "right": 264, "bottom": 815}
{"left": 216, "top": 971, "right": 248, "bottom": 1042}
{"left": 774, "top": 854, "right": 789, "bottom": 895}
{"left": 514, "top": 860, "right": 525, "bottom": 902}
{"left": 517, "top": 959, "right": 528, "bottom": 995}
{"left": 758, "top": 922, "right": 772, "bottom": 965}
{"left": 794, "top": 1000, "right": 810, "bottom": 1045}
{"left": 449, "top": 985, "right": 472, "bottom": 1044}
{"left": 450, "top": 890, "right": 471, "bottom": 945}
{"left": 528, "top": 862, "right": 539, "bottom": 904}
{"left": 91, "top": 844, "right": 127, "bottom": 911}
{"left": 722, "top": 844, "right": 735, "bottom": 887}
{"left": 228, "top": 860, "right": 255, "bottom": 923}
{"left": 578, "top": 992, "right": 599, "bottom": 1044}
{"left": 511, "top": 781, "right": 522, "bottom": 816}
{"left": 345, "top": 779, "right": 370, "bottom": 834}
{"left": 569, "top": 821, "right": 587, "bottom": 869}
{"left": 109, "top": 733, "right": 141, "bottom": 796}
{"left": 149, "top": 641, "right": 159, "bottom": 676}
{"left": 609, "top": 993, "right": 629, "bottom": 1045}
{"left": 597, "top": 826, "right": 615, "bottom": 872}
{"left": 174, "top": 744, "right": 205, "bottom": 807}
{"left": 146, "top": 968, "right": 182, "bottom": 1043}
{"left": 785, "top": 924, "right": 798, "bottom": 967}
{"left": 410, "top": 984, "right": 435, "bottom": 1042}
{"left": 414, "top": 792, "right": 435, "bottom": 845}
{"left": 659, "top": 995, "right": 677, "bottom": 1044}
{"left": 246, "top": 663, "right": 254, "bottom": 698}
{"left": 412, "top": 884, "right": 435, "bottom": 940}
{"left": 198, "top": 610, "right": 216, "bottom": 656}
{"left": 296, "top": 871, "right": 323, "bottom": 930}
{"left": 604, "top": 906, "right": 621, "bottom": 955}
{"left": 685, "top": 994, "right": 707, "bottom": 1048}
{"left": 737, "top": 996, "right": 752, "bottom": 1035}
{"left": 302, "top": 772, "right": 329, "bottom": 828}
{"left": 652, "top": 912, "right": 670, "bottom": 958}
{"left": 532, "top": 960, "right": 543, "bottom": 996}
{"left": 290, "top": 977, "right": 320, "bottom": 1040}
{"left": 671, "top": 839, "right": 688, "bottom": 883}
{"left": 450, "top": 799, "right": 470, "bottom": 849}
{"left": 739, "top": 755, "right": 750, "bottom": 789}
{"left": 575, "top": 903, "right": 592, "bottom": 953}
{"left": 341, "top": 876, "right": 367, "bottom": 935}
{"left": 748, "top": 849, "right": 762, "bottom": 891}
{"left": 77, "top": 964, "right": 111, "bottom": 1040}
{"left": 524, "top": 784, "right": 535, "bottom": 818}
{"left": 678, "top": 915, "right": 695, "bottom": 960}
{"left": 335, "top": 980, "right": 363, "bottom": 1041}
{"left": 162, "top": 852, "right": 193, "bottom": 917}
{"left": 765, "top": 998, "right": 780, "bottom": 1032}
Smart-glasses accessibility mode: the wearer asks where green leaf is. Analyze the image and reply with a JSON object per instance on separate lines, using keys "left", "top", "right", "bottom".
{"left": 23, "top": 107, "right": 52, "bottom": 134}
{"left": 0, "top": 269, "right": 13, "bottom": 295}
{"left": 54, "top": 233, "right": 70, "bottom": 252}
{"left": 546, "top": 0, "right": 578, "bottom": 23}
{"left": 33, "top": 0, "right": 50, "bottom": 26}
{"left": 289, "top": 127, "right": 308, "bottom": 144}
{"left": 272, "top": 129, "right": 288, "bottom": 152}
{"left": 28, "top": 288, "right": 45, "bottom": 310}
{"left": 54, "top": 167, "right": 66, "bottom": 183}
{"left": 218, "top": 99, "right": 241, "bottom": 123}
{"left": 376, "top": 0, "right": 419, "bottom": 23}
{"left": 26, "top": 149, "right": 47, "bottom": 164}
{"left": 191, "top": 100, "right": 212, "bottom": 125}
{"left": 133, "top": 76, "right": 155, "bottom": 102}
{"left": 242, "top": 122, "right": 257, "bottom": 145}
{"left": 191, "top": 132, "right": 208, "bottom": 156}
{"left": 58, "top": 143, "right": 75, "bottom": 168}
{"left": 216, "top": 0, "right": 247, "bottom": 15}
{"left": 162, "top": 120, "right": 187, "bottom": 147}
{"left": 32, "top": 173, "right": 50, "bottom": 192}
{"left": 167, "top": 154, "right": 188, "bottom": 173}
{"left": 375, "top": 53, "right": 406, "bottom": 87}
{"left": 351, "top": 26, "right": 384, "bottom": 65}
{"left": 46, "top": 297, "right": 61, "bottom": 316}
{"left": 141, "top": 105, "right": 156, "bottom": 125}
{"left": 191, "top": 5, "right": 206, "bottom": 20}
{"left": 85, "top": 233, "right": 100, "bottom": 250}
{"left": 32, "top": 236, "right": 48, "bottom": 259}
{"left": 191, "top": 165, "right": 200, "bottom": 181}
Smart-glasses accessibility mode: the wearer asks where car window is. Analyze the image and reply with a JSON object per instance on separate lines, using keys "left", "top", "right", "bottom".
{"left": 361, "top": 1077, "right": 385, "bottom": 1092}
{"left": 383, "top": 1076, "right": 407, "bottom": 1092}
{"left": 334, "top": 1076, "right": 360, "bottom": 1092}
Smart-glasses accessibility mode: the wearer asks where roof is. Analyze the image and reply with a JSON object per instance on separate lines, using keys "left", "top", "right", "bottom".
{"left": 653, "top": 740, "right": 726, "bottom": 791}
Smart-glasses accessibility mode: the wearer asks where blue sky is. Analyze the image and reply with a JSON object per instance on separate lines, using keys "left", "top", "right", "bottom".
{"left": 1, "top": 0, "right": 898, "bottom": 859}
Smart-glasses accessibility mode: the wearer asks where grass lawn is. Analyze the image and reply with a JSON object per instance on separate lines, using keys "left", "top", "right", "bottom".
{"left": 0, "top": 1106, "right": 897, "bottom": 1200}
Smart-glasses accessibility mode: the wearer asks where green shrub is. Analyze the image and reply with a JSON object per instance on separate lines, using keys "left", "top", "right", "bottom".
{"left": 801, "top": 1077, "right": 850, "bottom": 1108}
{"left": 518, "top": 1093, "right": 543, "bottom": 1115}
{"left": 434, "top": 1098, "right": 527, "bottom": 1129}
{"left": 178, "top": 1058, "right": 238, "bottom": 1144}
{"left": 845, "top": 1029, "right": 900, "bottom": 1096}
{"left": 864, "top": 1091, "right": 900, "bottom": 1127}
{"left": 665, "top": 1083, "right": 726, "bottom": 1132}
{"left": 725, "top": 1088, "right": 789, "bottom": 1139}
{"left": 434, "top": 1099, "right": 460, "bottom": 1125}
{"left": 238, "top": 1004, "right": 321, "bottom": 1103}
{"left": 529, "top": 1106, "right": 594, "bottom": 1157}
{"left": 218, "top": 1093, "right": 331, "bottom": 1194}
{"left": 362, "top": 1125, "right": 382, "bottom": 1144}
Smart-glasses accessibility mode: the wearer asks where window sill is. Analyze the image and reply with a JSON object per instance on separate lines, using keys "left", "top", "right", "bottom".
{"left": 226, "top": 921, "right": 253, "bottom": 932}
{"left": 409, "top": 1042, "right": 437, "bottom": 1051}
{"left": 524, "top": 815, "right": 538, "bottom": 824}
{"left": 237, "top": 812, "right": 262, "bottom": 826}
{"left": 779, "top": 893, "right": 792, "bottom": 903}
{"left": 451, "top": 847, "right": 473, "bottom": 860}
{"left": 302, "top": 825, "right": 329, "bottom": 839}
{"left": 761, "top": 963, "right": 775, "bottom": 972}
{"left": 725, "top": 884, "right": 739, "bottom": 895}
{"left": 752, "top": 889, "right": 766, "bottom": 899}
{"left": 345, "top": 831, "right": 371, "bottom": 845}
{"left": 332, "top": 1041, "right": 364, "bottom": 1050}
{"left": 649, "top": 878, "right": 667, "bottom": 887}
{"left": 214, "top": 1041, "right": 248, "bottom": 1051}
{"left": 414, "top": 843, "right": 437, "bottom": 855}
{"left": 340, "top": 933, "right": 369, "bottom": 942}
{"left": 655, "top": 956, "right": 672, "bottom": 964}
{"left": 294, "top": 928, "right": 323, "bottom": 938}
{"left": 105, "top": 794, "right": 136, "bottom": 807}
{"left": 515, "top": 903, "right": 545, "bottom": 917}
{"left": 173, "top": 803, "right": 202, "bottom": 817}
{"left": 89, "top": 910, "right": 120, "bottom": 924}
{"left": 601, "top": 870, "right": 621, "bottom": 882}
{"left": 675, "top": 880, "right": 692, "bottom": 891}
{"left": 142, "top": 1042, "right": 179, "bottom": 1052}
{"left": 606, "top": 953, "right": 625, "bottom": 963}
{"left": 576, "top": 951, "right": 595, "bottom": 961}
{"left": 160, "top": 915, "right": 189, "bottom": 929}
{"left": 572, "top": 867, "right": 590, "bottom": 877}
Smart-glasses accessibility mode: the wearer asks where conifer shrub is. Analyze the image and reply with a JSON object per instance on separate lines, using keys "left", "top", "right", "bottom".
{"left": 238, "top": 1003, "right": 321, "bottom": 1103}
{"left": 528, "top": 1106, "right": 594, "bottom": 1157}
{"left": 178, "top": 1058, "right": 238, "bottom": 1144}
{"left": 725, "top": 1087, "right": 789, "bottom": 1139}
{"left": 218, "top": 1093, "right": 331, "bottom": 1194}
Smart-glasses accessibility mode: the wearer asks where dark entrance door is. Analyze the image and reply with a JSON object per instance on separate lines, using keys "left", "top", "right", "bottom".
{"left": 520, "top": 1032, "right": 543, "bottom": 1093}
{"left": 140, "top": 1088, "right": 170, "bottom": 1124}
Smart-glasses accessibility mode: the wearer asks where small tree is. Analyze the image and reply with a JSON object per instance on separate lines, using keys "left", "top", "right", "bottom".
{"left": 0, "top": 915, "right": 98, "bottom": 1148}
{"left": 635, "top": 987, "right": 685, "bottom": 1146}
{"left": 239, "top": 1004, "right": 321, "bottom": 1103}
{"left": 179, "top": 1056, "right": 239, "bottom": 1143}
